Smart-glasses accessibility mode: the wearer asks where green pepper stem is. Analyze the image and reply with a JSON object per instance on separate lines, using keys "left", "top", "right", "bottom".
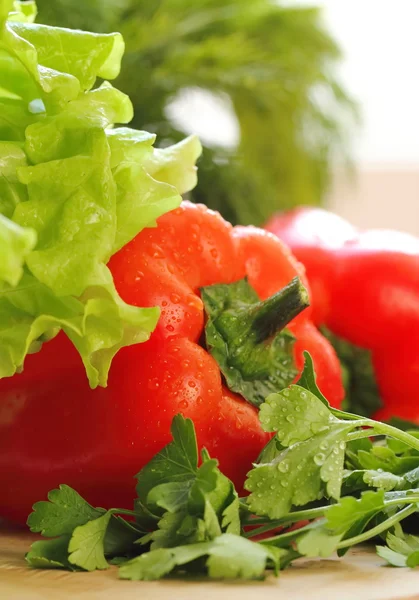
{"left": 247, "top": 276, "right": 310, "bottom": 343}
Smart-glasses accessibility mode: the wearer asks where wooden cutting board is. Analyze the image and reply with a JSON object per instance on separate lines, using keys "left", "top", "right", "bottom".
{"left": 1, "top": 524, "right": 419, "bottom": 600}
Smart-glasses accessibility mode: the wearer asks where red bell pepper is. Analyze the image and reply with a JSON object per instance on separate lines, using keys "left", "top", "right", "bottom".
{"left": 266, "top": 206, "right": 419, "bottom": 422}
{"left": 0, "top": 202, "right": 344, "bottom": 524}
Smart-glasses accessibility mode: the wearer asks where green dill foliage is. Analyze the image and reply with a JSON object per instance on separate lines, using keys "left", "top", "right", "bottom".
{"left": 36, "top": 0, "right": 357, "bottom": 225}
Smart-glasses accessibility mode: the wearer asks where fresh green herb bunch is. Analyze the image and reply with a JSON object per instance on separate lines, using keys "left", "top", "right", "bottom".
{"left": 26, "top": 354, "right": 419, "bottom": 580}
{"left": 37, "top": 0, "right": 357, "bottom": 225}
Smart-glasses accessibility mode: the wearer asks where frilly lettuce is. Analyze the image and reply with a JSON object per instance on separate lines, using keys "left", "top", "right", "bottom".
{"left": 0, "top": 0, "right": 202, "bottom": 387}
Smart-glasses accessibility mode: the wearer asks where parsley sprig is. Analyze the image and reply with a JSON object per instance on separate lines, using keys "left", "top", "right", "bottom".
{"left": 25, "top": 353, "right": 419, "bottom": 580}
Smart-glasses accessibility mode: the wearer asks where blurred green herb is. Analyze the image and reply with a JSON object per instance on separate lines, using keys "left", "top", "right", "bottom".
{"left": 37, "top": 0, "right": 357, "bottom": 225}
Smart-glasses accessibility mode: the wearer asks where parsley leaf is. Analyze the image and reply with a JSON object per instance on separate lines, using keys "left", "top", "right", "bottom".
{"left": 203, "top": 500, "right": 222, "bottom": 539}
{"left": 376, "top": 545, "right": 409, "bottom": 567}
{"left": 295, "top": 490, "right": 388, "bottom": 559}
{"left": 103, "top": 516, "right": 144, "bottom": 556}
{"left": 295, "top": 351, "right": 329, "bottom": 406}
{"left": 135, "top": 415, "right": 198, "bottom": 508}
{"left": 26, "top": 536, "right": 73, "bottom": 570}
{"left": 205, "top": 536, "right": 280, "bottom": 579}
{"left": 256, "top": 435, "right": 284, "bottom": 463}
{"left": 297, "top": 526, "right": 342, "bottom": 558}
{"left": 147, "top": 481, "right": 193, "bottom": 514}
{"left": 133, "top": 417, "right": 240, "bottom": 552}
{"left": 355, "top": 447, "right": 419, "bottom": 475}
{"left": 27, "top": 484, "right": 106, "bottom": 536}
{"left": 24, "top": 402, "right": 419, "bottom": 581}
{"left": 246, "top": 387, "right": 353, "bottom": 518}
{"left": 142, "top": 511, "right": 197, "bottom": 550}
{"left": 259, "top": 385, "right": 333, "bottom": 445}
{"left": 119, "top": 534, "right": 280, "bottom": 580}
{"left": 363, "top": 470, "right": 404, "bottom": 492}
{"left": 68, "top": 512, "right": 112, "bottom": 571}
{"left": 221, "top": 493, "right": 241, "bottom": 535}
{"left": 188, "top": 453, "right": 221, "bottom": 514}
{"left": 27, "top": 485, "right": 143, "bottom": 570}
{"left": 246, "top": 427, "right": 349, "bottom": 519}
{"left": 143, "top": 461, "right": 240, "bottom": 550}
{"left": 326, "top": 490, "right": 386, "bottom": 535}
{"left": 342, "top": 469, "right": 404, "bottom": 493}
{"left": 403, "top": 466, "right": 419, "bottom": 487}
{"left": 377, "top": 530, "right": 419, "bottom": 568}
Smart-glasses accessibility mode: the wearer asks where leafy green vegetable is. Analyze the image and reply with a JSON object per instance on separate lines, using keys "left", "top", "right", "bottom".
{"left": 25, "top": 415, "right": 244, "bottom": 576}
{"left": 135, "top": 416, "right": 240, "bottom": 550}
{"left": 108, "top": 130, "right": 201, "bottom": 254}
{"left": 296, "top": 526, "right": 342, "bottom": 559}
{"left": 68, "top": 512, "right": 112, "bottom": 571}
{"left": 201, "top": 276, "right": 309, "bottom": 407}
{"left": 221, "top": 493, "right": 241, "bottom": 535}
{"left": 295, "top": 488, "right": 419, "bottom": 560}
{"left": 26, "top": 481, "right": 143, "bottom": 571}
{"left": 342, "top": 469, "right": 404, "bottom": 494}
{"left": 119, "top": 534, "right": 280, "bottom": 581}
{"left": 24, "top": 357, "right": 419, "bottom": 580}
{"left": 326, "top": 490, "right": 385, "bottom": 536}
{"left": 26, "top": 536, "right": 74, "bottom": 570}
{"left": 352, "top": 446, "right": 419, "bottom": 476}
{"left": 27, "top": 484, "right": 106, "bottom": 537}
{"left": 246, "top": 386, "right": 352, "bottom": 518}
{"left": 0, "top": 143, "right": 28, "bottom": 217}
{"left": 0, "top": 0, "right": 201, "bottom": 387}
{"left": 295, "top": 351, "right": 329, "bottom": 406}
{"left": 102, "top": 516, "right": 143, "bottom": 556}
{"left": 377, "top": 530, "right": 419, "bottom": 568}
{"left": 246, "top": 359, "right": 419, "bottom": 525}
{"left": 259, "top": 384, "right": 332, "bottom": 444}
{"left": 135, "top": 415, "right": 198, "bottom": 508}
{"left": 363, "top": 470, "right": 405, "bottom": 492}
{"left": 10, "top": 21, "right": 125, "bottom": 90}
{"left": 0, "top": 214, "right": 36, "bottom": 285}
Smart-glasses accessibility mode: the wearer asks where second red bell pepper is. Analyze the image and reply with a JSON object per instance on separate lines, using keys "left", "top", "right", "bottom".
{"left": 0, "top": 202, "right": 344, "bottom": 523}
{"left": 266, "top": 206, "right": 419, "bottom": 423}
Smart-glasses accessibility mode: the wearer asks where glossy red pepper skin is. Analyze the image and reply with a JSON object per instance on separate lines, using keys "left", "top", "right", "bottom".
{"left": 0, "top": 202, "right": 343, "bottom": 524}
{"left": 266, "top": 207, "right": 419, "bottom": 423}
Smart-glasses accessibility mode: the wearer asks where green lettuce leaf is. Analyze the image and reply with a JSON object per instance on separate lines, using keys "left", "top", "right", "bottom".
{"left": 0, "top": 215, "right": 36, "bottom": 285}
{"left": 9, "top": 21, "right": 124, "bottom": 90}
{"left": 0, "top": 1, "right": 201, "bottom": 387}
{"left": 107, "top": 129, "right": 200, "bottom": 253}
{"left": 6, "top": 0, "right": 37, "bottom": 23}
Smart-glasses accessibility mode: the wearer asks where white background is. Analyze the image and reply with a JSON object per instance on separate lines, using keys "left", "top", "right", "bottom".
{"left": 316, "top": 0, "right": 419, "bottom": 233}
{"left": 317, "top": 0, "right": 419, "bottom": 164}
